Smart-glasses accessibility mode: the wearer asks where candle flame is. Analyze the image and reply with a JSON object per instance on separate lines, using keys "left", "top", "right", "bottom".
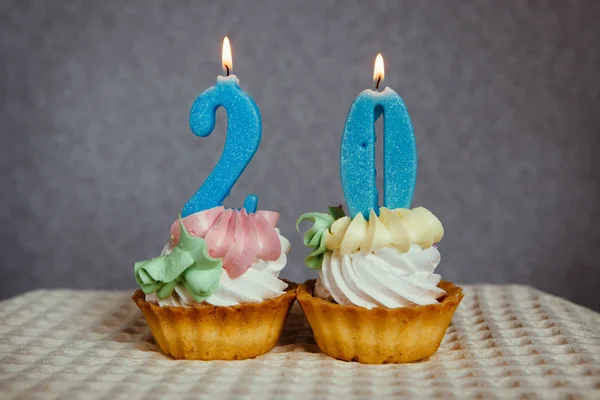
{"left": 373, "top": 53, "right": 384, "bottom": 89}
{"left": 222, "top": 36, "right": 232, "bottom": 76}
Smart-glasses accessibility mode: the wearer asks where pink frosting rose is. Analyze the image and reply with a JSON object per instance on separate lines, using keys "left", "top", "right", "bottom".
{"left": 170, "top": 206, "right": 282, "bottom": 278}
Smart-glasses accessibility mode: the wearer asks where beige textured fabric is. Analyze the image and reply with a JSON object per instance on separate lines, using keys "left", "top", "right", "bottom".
{"left": 1, "top": 285, "right": 599, "bottom": 399}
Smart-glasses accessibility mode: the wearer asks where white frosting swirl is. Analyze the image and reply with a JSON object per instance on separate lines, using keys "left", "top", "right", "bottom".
{"left": 315, "top": 244, "right": 445, "bottom": 309}
{"left": 146, "top": 231, "right": 290, "bottom": 307}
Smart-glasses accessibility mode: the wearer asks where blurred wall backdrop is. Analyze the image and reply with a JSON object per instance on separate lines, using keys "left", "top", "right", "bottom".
{"left": 1, "top": 0, "right": 599, "bottom": 310}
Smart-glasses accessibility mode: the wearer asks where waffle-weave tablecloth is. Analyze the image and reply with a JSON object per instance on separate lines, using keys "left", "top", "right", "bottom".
{"left": 1, "top": 285, "right": 599, "bottom": 399}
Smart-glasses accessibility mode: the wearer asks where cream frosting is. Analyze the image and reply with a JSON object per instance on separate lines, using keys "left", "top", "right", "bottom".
{"left": 324, "top": 207, "right": 443, "bottom": 255}
{"left": 170, "top": 206, "right": 282, "bottom": 278}
{"left": 147, "top": 231, "right": 290, "bottom": 307}
{"left": 315, "top": 244, "right": 445, "bottom": 309}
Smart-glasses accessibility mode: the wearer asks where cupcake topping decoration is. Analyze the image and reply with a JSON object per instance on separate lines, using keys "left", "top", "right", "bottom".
{"left": 296, "top": 206, "right": 345, "bottom": 269}
{"left": 135, "top": 206, "right": 287, "bottom": 304}
{"left": 171, "top": 206, "right": 281, "bottom": 278}
{"left": 135, "top": 217, "right": 223, "bottom": 302}
{"left": 297, "top": 206, "right": 443, "bottom": 269}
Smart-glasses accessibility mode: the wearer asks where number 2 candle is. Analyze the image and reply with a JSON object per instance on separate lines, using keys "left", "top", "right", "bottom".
{"left": 182, "top": 37, "right": 262, "bottom": 217}
{"left": 340, "top": 54, "right": 417, "bottom": 219}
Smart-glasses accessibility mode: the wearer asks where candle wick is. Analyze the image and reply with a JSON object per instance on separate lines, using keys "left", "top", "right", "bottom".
{"left": 375, "top": 76, "right": 381, "bottom": 91}
{"left": 225, "top": 65, "right": 230, "bottom": 77}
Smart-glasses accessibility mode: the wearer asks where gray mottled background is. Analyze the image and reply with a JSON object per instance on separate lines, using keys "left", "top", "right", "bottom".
{"left": 1, "top": 0, "right": 599, "bottom": 310}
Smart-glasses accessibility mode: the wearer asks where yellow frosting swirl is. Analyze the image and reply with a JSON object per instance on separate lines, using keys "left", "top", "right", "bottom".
{"left": 324, "top": 207, "right": 443, "bottom": 255}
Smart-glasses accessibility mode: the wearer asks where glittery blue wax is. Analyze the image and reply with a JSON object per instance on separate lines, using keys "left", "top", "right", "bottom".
{"left": 340, "top": 87, "right": 417, "bottom": 219}
{"left": 182, "top": 75, "right": 261, "bottom": 217}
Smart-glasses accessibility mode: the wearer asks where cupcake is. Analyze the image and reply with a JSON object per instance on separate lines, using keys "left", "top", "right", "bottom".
{"left": 296, "top": 206, "right": 463, "bottom": 364}
{"left": 133, "top": 206, "right": 296, "bottom": 360}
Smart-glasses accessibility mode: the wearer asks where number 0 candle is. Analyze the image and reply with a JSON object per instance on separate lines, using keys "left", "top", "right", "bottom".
{"left": 340, "top": 54, "right": 417, "bottom": 219}
{"left": 182, "top": 37, "right": 262, "bottom": 217}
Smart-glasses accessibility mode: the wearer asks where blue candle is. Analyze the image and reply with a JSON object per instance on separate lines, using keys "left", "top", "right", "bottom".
{"left": 340, "top": 54, "right": 417, "bottom": 219}
{"left": 182, "top": 37, "right": 261, "bottom": 217}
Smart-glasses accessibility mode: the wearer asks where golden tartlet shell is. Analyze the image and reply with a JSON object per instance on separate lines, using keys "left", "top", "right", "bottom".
{"left": 296, "top": 280, "right": 463, "bottom": 364}
{"left": 132, "top": 283, "right": 297, "bottom": 360}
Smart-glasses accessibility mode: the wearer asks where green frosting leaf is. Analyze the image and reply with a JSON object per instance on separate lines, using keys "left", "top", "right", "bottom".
{"left": 296, "top": 211, "right": 335, "bottom": 269}
{"left": 134, "top": 217, "right": 223, "bottom": 302}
